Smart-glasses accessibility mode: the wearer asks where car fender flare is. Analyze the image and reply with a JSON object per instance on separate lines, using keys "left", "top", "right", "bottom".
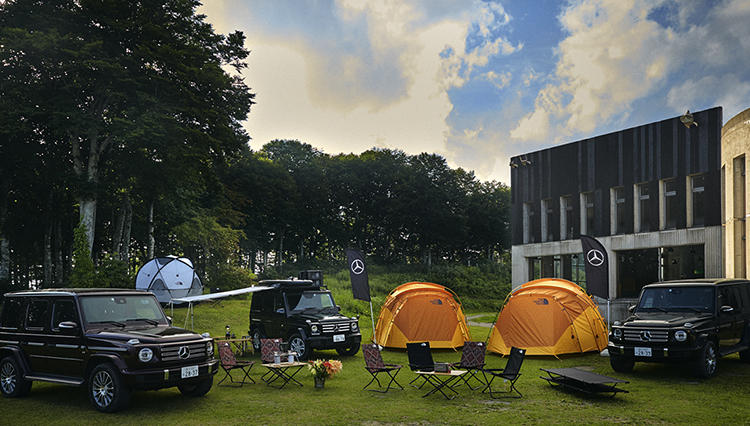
{"left": 294, "top": 328, "right": 308, "bottom": 340}
{"left": 86, "top": 353, "right": 128, "bottom": 378}
{"left": 0, "top": 345, "right": 31, "bottom": 376}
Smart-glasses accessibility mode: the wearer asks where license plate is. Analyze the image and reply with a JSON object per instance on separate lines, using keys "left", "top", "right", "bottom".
{"left": 634, "top": 347, "right": 652, "bottom": 357}
{"left": 181, "top": 365, "right": 199, "bottom": 379}
{"left": 333, "top": 334, "right": 345, "bottom": 343}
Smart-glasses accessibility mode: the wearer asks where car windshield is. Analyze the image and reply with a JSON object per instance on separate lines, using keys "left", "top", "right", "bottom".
{"left": 637, "top": 286, "right": 714, "bottom": 313}
{"left": 285, "top": 291, "right": 335, "bottom": 313}
{"left": 79, "top": 295, "right": 167, "bottom": 326}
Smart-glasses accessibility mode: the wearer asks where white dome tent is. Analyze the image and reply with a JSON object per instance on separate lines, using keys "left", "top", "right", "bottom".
{"left": 135, "top": 257, "right": 203, "bottom": 303}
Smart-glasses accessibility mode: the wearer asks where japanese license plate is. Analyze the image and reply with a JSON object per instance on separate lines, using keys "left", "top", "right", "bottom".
{"left": 634, "top": 347, "right": 652, "bottom": 357}
{"left": 333, "top": 334, "right": 345, "bottom": 343}
{"left": 181, "top": 365, "right": 199, "bottom": 379}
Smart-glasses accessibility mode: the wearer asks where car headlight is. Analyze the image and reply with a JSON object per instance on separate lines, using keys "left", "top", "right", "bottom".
{"left": 613, "top": 328, "right": 622, "bottom": 339}
{"left": 138, "top": 347, "right": 154, "bottom": 362}
{"left": 206, "top": 341, "right": 214, "bottom": 356}
{"left": 311, "top": 324, "right": 319, "bottom": 333}
{"left": 674, "top": 330, "right": 687, "bottom": 342}
{"left": 351, "top": 321, "right": 358, "bottom": 331}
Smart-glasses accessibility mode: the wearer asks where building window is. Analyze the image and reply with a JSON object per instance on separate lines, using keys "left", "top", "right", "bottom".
{"left": 635, "top": 183, "right": 650, "bottom": 233}
{"left": 571, "top": 253, "right": 586, "bottom": 289}
{"left": 661, "top": 178, "right": 678, "bottom": 230}
{"left": 529, "top": 257, "right": 541, "bottom": 279}
{"left": 542, "top": 199, "right": 554, "bottom": 242}
{"left": 560, "top": 195, "right": 575, "bottom": 240}
{"left": 611, "top": 187, "right": 626, "bottom": 235}
{"left": 523, "top": 202, "right": 535, "bottom": 244}
{"left": 688, "top": 174, "right": 705, "bottom": 227}
{"left": 581, "top": 192, "right": 594, "bottom": 235}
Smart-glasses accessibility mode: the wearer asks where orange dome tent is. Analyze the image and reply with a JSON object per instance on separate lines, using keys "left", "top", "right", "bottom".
{"left": 487, "top": 278, "right": 608, "bottom": 356}
{"left": 374, "top": 282, "right": 471, "bottom": 349}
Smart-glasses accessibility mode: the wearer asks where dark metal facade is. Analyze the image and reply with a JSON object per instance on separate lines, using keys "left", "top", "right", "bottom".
{"left": 510, "top": 107, "right": 723, "bottom": 246}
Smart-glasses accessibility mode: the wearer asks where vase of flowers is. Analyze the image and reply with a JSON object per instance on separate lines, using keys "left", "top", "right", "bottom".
{"left": 307, "top": 359, "right": 342, "bottom": 389}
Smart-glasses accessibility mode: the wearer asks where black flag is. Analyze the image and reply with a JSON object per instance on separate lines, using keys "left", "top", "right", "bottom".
{"left": 580, "top": 235, "right": 609, "bottom": 299}
{"left": 346, "top": 248, "right": 370, "bottom": 301}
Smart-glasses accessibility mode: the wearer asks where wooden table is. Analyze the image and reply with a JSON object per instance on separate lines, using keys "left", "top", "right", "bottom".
{"left": 261, "top": 361, "right": 307, "bottom": 389}
{"left": 414, "top": 370, "right": 466, "bottom": 399}
{"left": 216, "top": 337, "right": 254, "bottom": 356}
{"left": 540, "top": 367, "right": 629, "bottom": 397}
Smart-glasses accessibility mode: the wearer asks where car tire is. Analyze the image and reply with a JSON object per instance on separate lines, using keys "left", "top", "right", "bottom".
{"left": 288, "top": 333, "right": 310, "bottom": 360}
{"left": 609, "top": 355, "right": 634, "bottom": 373}
{"left": 694, "top": 341, "right": 718, "bottom": 378}
{"left": 0, "top": 356, "right": 32, "bottom": 398}
{"left": 178, "top": 376, "right": 213, "bottom": 397}
{"left": 88, "top": 363, "right": 130, "bottom": 413}
{"left": 335, "top": 341, "right": 360, "bottom": 356}
{"left": 251, "top": 327, "right": 265, "bottom": 352}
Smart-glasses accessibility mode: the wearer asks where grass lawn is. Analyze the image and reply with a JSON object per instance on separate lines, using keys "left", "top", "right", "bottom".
{"left": 5, "top": 296, "right": 750, "bottom": 425}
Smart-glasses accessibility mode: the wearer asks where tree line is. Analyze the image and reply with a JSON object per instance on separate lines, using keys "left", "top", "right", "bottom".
{"left": 0, "top": 0, "right": 510, "bottom": 295}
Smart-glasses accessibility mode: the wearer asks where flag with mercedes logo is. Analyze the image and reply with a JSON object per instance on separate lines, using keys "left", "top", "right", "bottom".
{"left": 580, "top": 235, "right": 609, "bottom": 299}
{"left": 346, "top": 248, "right": 370, "bottom": 301}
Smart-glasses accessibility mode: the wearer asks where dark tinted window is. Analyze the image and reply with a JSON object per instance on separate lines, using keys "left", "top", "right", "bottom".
{"left": 26, "top": 299, "right": 50, "bottom": 329}
{"left": 637, "top": 286, "right": 714, "bottom": 313}
{"left": 0, "top": 298, "right": 24, "bottom": 329}
{"left": 52, "top": 299, "right": 78, "bottom": 329}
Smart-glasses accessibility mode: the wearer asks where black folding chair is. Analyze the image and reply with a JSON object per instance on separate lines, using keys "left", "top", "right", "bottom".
{"left": 451, "top": 341, "right": 487, "bottom": 390}
{"left": 406, "top": 341, "right": 434, "bottom": 389}
{"left": 362, "top": 344, "right": 404, "bottom": 393}
{"left": 481, "top": 346, "right": 526, "bottom": 398}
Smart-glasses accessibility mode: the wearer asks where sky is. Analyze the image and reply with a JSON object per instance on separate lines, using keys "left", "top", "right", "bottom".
{"left": 199, "top": 0, "right": 750, "bottom": 184}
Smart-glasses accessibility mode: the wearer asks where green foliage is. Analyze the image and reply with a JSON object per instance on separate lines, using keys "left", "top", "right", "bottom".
{"left": 210, "top": 264, "right": 256, "bottom": 292}
{"left": 69, "top": 223, "right": 95, "bottom": 288}
{"left": 96, "top": 255, "right": 132, "bottom": 289}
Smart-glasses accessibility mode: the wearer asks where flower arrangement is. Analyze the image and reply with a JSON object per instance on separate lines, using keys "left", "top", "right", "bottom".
{"left": 307, "top": 359, "right": 343, "bottom": 380}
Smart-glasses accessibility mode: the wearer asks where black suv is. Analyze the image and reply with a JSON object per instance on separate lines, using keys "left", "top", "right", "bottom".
{"left": 248, "top": 280, "right": 361, "bottom": 360}
{"left": 608, "top": 279, "right": 750, "bottom": 378}
{"left": 0, "top": 288, "right": 217, "bottom": 412}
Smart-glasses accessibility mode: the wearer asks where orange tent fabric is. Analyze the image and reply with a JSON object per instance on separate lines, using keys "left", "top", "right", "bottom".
{"left": 374, "top": 282, "right": 471, "bottom": 349}
{"left": 487, "top": 278, "right": 608, "bottom": 356}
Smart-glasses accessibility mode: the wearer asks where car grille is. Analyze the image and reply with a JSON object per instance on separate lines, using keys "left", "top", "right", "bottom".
{"left": 322, "top": 322, "right": 350, "bottom": 334}
{"left": 623, "top": 329, "right": 669, "bottom": 343}
{"left": 160, "top": 341, "right": 207, "bottom": 362}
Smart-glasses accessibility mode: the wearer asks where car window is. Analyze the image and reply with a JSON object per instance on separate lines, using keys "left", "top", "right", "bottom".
{"left": 0, "top": 298, "right": 23, "bottom": 329}
{"left": 285, "top": 291, "right": 335, "bottom": 312}
{"left": 79, "top": 295, "right": 166, "bottom": 324}
{"left": 52, "top": 299, "right": 78, "bottom": 330}
{"left": 637, "top": 287, "right": 714, "bottom": 313}
{"left": 26, "top": 299, "right": 51, "bottom": 330}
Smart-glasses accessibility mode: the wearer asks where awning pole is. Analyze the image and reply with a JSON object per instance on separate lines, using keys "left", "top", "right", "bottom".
{"left": 369, "top": 300, "right": 377, "bottom": 345}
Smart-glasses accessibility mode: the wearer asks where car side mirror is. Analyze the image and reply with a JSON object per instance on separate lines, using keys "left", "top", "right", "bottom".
{"left": 59, "top": 321, "right": 78, "bottom": 330}
{"left": 166, "top": 316, "right": 173, "bottom": 325}
{"left": 720, "top": 305, "right": 734, "bottom": 314}
{"left": 628, "top": 305, "right": 636, "bottom": 313}
{"left": 336, "top": 305, "right": 341, "bottom": 313}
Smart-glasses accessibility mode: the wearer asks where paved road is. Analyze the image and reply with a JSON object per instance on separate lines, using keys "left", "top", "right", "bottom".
{"left": 466, "top": 314, "right": 493, "bottom": 328}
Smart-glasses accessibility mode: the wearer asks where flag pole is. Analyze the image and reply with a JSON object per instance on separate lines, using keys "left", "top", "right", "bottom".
{"left": 369, "top": 300, "right": 377, "bottom": 345}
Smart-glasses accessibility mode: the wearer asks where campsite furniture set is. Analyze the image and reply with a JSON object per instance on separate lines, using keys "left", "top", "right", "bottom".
{"left": 259, "top": 338, "right": 305, "bottom": 389}
{"left": 540, "top": 367, "right": 629, "bottom": 397}
{"left": 216, "top": 337, "right": 254, "bottom": 357}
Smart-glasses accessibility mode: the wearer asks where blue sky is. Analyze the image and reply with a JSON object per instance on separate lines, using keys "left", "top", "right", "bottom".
{"left": 201, "top": 0, "right": 750, "bottom": 184}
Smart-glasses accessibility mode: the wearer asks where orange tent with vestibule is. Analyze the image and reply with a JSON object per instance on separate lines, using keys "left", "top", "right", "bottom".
{"left": 487, "top": 278, "right": 608, "bottom": 356}
{"left": 374, "top": 282, "right": 471, "bottom": 349}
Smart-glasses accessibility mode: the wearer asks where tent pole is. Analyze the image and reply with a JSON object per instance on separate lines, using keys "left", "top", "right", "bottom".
{"left": 607, "top": 299, "right": 611, "bottom": 331}
{"left": 369, "top": 300, "right": 377, "bottom": 345}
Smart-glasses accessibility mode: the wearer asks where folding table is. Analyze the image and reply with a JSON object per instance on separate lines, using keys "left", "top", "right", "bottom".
{"left": 261, "top": 361, "right": 307, "bottom": 389}
{"left": 539, "top": 367, "right": 629, "bottom": 397}
{"left": 414, "top": 370, "right": 466, "bottom": 399}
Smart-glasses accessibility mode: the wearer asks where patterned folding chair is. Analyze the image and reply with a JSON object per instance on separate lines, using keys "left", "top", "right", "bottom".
{"left": 260, "top": 338, "right": 283, "bottom": 383}
{"left": 451, "top": 341, "right": 487, "bottom": 390}
{"left": 362, "top": 344, "right": 404, "bottom": 393}
{"left": 481, "top": 346, "right": 526, "bottom": 398}
{"left": 217, "top": 341, "right": 255, "bottom": 386}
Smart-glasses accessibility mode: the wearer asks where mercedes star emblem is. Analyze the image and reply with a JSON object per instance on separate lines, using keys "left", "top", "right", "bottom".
{"left": 640, "top": 330, "right": 651, "bottom": 342}
{"left": 586, "top": 249, "right": 605, "bottom": 267}
{"left": 350, "top": 259, "right": 365, "bottom": 275}
{"left": 178, "top": 346, "right": 190, "bottom": 359}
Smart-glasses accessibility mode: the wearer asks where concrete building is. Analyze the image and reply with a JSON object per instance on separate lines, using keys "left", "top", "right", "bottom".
{"left": 510, "top": 107, "right": 726, "bottom": 320}
{"left": 722, "top": 108, "right": 750, "bottom": 278}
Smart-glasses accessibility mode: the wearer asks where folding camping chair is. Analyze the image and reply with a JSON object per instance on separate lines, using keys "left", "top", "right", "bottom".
{"left": 481, "top": 346, "right": 526, "bottom": 398}
{"left": 217, "top": 341, "right": 255, "bottom": 386}
{"left": 362, "top": 344, "right": 404, "bottom": 393}
{"left": 260, "top": 338, "right": 283, "bottom": 384}
{"left": 406, "top": 341, "right": 435, "bottom": 389}
{"left": 451, "top": 341, "right": 487, "bottom": 390}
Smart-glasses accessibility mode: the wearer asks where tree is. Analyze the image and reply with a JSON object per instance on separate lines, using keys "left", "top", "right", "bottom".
{"left": 69, "top": 224, "right": 95, "bottom": 287}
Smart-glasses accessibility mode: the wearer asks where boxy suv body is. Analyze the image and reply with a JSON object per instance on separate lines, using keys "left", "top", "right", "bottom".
{"left": 0, "top": 288, "right": 217, "bottom": 412}
{"left": 248, "top": 280, "right": 361, "bottom": 360}
{"left": 608, "top": 279, "right": 750, "bottom": 378}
